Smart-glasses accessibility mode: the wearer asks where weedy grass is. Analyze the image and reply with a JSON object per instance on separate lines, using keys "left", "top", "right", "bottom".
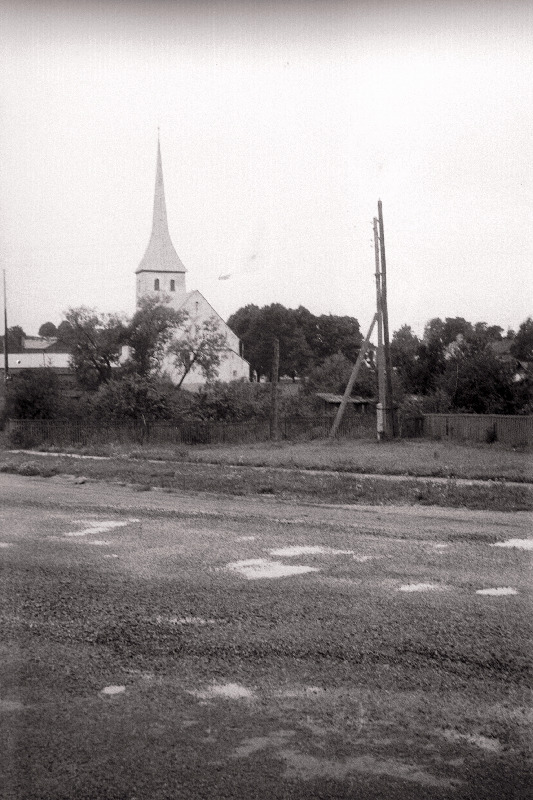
{"left": 0, "top": 450, "right": 531, "bottom": 511}
{"left": 3, "top": 435, "right": 531, "bottom": 481}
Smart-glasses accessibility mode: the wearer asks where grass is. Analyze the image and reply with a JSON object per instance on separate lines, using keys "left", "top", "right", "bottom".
{"left": 1, "top": 443, "right": 532, "bottom": 512}
{"left": 3, "top": 433, "right": 532, "bottom": 481}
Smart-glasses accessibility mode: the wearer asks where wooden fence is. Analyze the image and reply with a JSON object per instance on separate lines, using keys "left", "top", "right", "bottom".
{"left": 6, "top": 412, "right": 377, "bottom": 448}
{"left": 422, "top": 413, "right": 533, "bottom": 446}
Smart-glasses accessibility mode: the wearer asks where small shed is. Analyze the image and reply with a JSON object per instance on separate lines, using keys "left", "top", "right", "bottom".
{"left": 316, "top": 393, "right": 375, "bottom": 415}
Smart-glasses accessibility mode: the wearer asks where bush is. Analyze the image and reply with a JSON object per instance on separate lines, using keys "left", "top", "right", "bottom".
{"left": 7, "top": 428, "right": 38, "bottom": 449}
{"left": 17, "top": 461, "right": 41, "bottom": 476}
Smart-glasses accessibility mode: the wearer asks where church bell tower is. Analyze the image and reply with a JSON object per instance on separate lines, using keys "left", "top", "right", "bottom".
{"left": 136, "top": 138, "right": 187, "bottom": 308}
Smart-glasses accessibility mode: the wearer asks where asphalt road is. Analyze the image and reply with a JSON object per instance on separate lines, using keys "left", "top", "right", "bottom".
{"left": 1, "top": 473, "right": 532, "bottom": 799}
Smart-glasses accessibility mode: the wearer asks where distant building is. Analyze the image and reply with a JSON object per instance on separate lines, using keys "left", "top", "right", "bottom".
{"left": 135, "top": 139, "right": 249, "bottom": 389}
{"left": 1, "top": 138, "right": 249, "bottom": 392}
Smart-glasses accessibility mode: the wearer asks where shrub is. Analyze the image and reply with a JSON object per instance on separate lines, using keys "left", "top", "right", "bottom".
{"left": 17, "top": 461, "right": 41, "bottom": 476}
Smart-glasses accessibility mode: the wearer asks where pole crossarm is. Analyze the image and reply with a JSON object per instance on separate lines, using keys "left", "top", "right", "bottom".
{"left": 329, "top": 313, "right": 378, "bottom": 439}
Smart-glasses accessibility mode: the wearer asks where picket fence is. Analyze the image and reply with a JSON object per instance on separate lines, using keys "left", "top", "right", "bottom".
{"left": 6, "top": 412, "right": 377, "bottom": 448}
{"left": 422, "top": 413, "right": 533, "bottom": 446}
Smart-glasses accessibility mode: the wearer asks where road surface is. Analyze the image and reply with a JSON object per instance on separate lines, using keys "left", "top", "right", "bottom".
{"left": 1, "top": 473, "right": 531, "bottom": 799}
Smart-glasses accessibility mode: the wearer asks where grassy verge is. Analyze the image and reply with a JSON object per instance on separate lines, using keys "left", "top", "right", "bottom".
{"left": 4, "top": 435, "right": 531, "bottom": 482}
{"left": 1, "top": 449, "right": 531, "bottom": 512}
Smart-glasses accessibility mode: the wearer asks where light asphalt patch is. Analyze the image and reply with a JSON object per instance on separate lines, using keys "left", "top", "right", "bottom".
{"left": 491, "top": 538, "right": 533, "bottom": 550}
{"left": 153, "top": 616, "right": 216, "bottom": 626}
{"left": 64, "top": 518, "right": 139, "bottom": 537}
{"left": 476, "top": 587, "right": 518, "bottom": 596}
{"left": 0, "top": 542, "right": 14, "bottom": 548}
{"left": 100, "top": 685, "right": 126, "bottom": 696}
{"left": 269, "top": 545, "right": 354, "bottom": 557}
{"left": 190, "top": 682, "right": 256, "bottom": 701}
{"left": 225, "top": 558, "right": 319, "bottom": 580}
{"left": 440, "top": 729, "right": 502, "bottom": 752}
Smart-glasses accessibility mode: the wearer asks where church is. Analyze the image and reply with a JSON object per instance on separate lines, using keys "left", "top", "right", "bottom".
{"left": 1, "top": 140, "right": 250, "bottom": 391}
{"left": 135, "top": 140, "right": 250, "bottom": 389}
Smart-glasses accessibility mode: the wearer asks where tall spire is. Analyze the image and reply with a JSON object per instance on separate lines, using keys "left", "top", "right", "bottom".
{"left": 136, "top": 138, "right": 186, "bottom": 274}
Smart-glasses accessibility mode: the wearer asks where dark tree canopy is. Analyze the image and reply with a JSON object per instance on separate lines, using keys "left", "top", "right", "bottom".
{"left": 62, "top": 307, "right": 126, "bottom": 390}
{"left": 510, "top": 317, "right": 533, "bottom": 362}
{"left": 38, "top": 322, "right": 58, "bottom": 338}
{"left": 125, "top": 296, "right": 185, "bottom": 377}
{"left": 0, "top": 325, "right": 26, "bottom": 353}
{"left": 228, "top": 303, "right": 362, "bottom": 381}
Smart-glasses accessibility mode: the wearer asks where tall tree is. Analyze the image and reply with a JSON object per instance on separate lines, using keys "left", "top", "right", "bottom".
{"left": 510, "top": 317, "right": 533, "bottom": 362}
{"left": 436, "top": 338, "right": 516, "bottom": 414}
{"left": 125, "top": 296, "right": 185, "bottom": 377}
{"left": 62, "top": 307, "right": 126, "bottom": 390}
{"left": 168, "top": 315, "right": 228, "bottom": 388}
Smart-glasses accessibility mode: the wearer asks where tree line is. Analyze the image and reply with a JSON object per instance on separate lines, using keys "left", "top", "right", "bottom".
{"left": 2, "top": 301, "right": 532, "bottom": 425}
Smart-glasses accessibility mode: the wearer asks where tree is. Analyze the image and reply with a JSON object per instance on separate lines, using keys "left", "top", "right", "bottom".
{"left": 435, "top": 339, "right": 516, "bottom": 414}
{"left": 305, "top": 353, "right": 354, "bottom": 395}
{"left": 6, "top": 368, "right": 62, "bottom": 419}
{"left": 234, "top": 304, "right": 312, "bottom": 380}
{"left": 38, "top": 322, "right": 58, "bottom": 338}
{"left": 125, "top": 296, "right": 186, "bottom": 377}
{"left": 0, "top": 325, "right": 26, "bottom": 353}
{"left": 510, "top": 317, "right": 533, "bottom": 362}
{"left": 61, "top": 307, "right": 126, "bottom": 390}
{"left": 168, "top": 315, "right": 228, "bottom": 388}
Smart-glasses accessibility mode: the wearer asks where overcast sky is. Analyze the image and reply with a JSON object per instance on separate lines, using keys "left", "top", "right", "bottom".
{"left": 1, "top": 0, "right": 532, "bottom": 338}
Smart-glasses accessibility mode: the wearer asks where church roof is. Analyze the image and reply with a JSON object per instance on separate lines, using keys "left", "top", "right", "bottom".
{"left": 136, "top": 139, "right": 186, "bottom": 275}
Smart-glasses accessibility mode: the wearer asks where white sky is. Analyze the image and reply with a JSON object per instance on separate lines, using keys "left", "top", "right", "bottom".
{"left": 1, "top": 0, "right": 532, "bottom": 337}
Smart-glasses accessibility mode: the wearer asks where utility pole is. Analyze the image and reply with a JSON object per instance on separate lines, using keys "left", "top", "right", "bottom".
{"left": 270, "top": 337, "right": 279, "bottom": 441}
{"left": 377, "top": 200, "right": 395, "bottom": 437}
{"left": 329, "top": 314, "right": 377, "bottom": 439}
{"left": 373, "top": 218, "right": 386, "bottom": 441}
{"left": 3, "top": 270, "right": 8, "bottom": 383}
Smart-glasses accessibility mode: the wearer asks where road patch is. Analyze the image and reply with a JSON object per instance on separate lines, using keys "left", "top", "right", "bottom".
{"left": 100, "top": 685, "right": 126, "bottom": 696}
{"left": 491, "top": 539, "right": 533, "bottom": 550}
{"left": 476, "top": 587, "right": 518, "bottom": 596}
{"left": 441, "top": 729, "right": 502, "bottom": 752}
{"left": 191, "top": 682, "right": 255, "bottom": 701}
{"left": 64, "top": 518, "right": 139, "bottom": 537}
{"left": 225, "top": 558, "right": 318, "bottom": 579}
{"left": 269, "top": 546, "right": 354, "bottom": 557}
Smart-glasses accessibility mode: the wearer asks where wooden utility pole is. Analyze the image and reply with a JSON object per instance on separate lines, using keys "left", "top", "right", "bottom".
{"left": 377, "top": 200, "right": 395, "bottom": 437}
{"left": 373, "top": 218, "right": 386, "bottom": 440}
{"left": 329, "top": 314, "right": 377, "bottom": 439}
{"left": 3, "top": 270, "right": 8, "bottom": 383}
{"left": 270, "top": 337, "right": 280, "bottom": 441}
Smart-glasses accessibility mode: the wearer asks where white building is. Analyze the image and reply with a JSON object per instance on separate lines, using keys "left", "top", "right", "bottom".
{"left": 135, "top": 140, "right": 249, "bottom": 389}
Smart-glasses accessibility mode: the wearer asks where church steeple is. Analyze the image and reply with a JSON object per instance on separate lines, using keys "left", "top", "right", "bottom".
{"left": 136, "top": 138, "right": 186, "bottom": 307}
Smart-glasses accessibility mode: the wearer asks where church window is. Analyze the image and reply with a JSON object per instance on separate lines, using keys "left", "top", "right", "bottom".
{"left": 154, "top": 279, "right": 160, "bottom": 291}
{"left": 195, "top": 301, "right": 199, "bottom": 314}
{"left": 170, "top": 279, "right": 175, "bottom": 292}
